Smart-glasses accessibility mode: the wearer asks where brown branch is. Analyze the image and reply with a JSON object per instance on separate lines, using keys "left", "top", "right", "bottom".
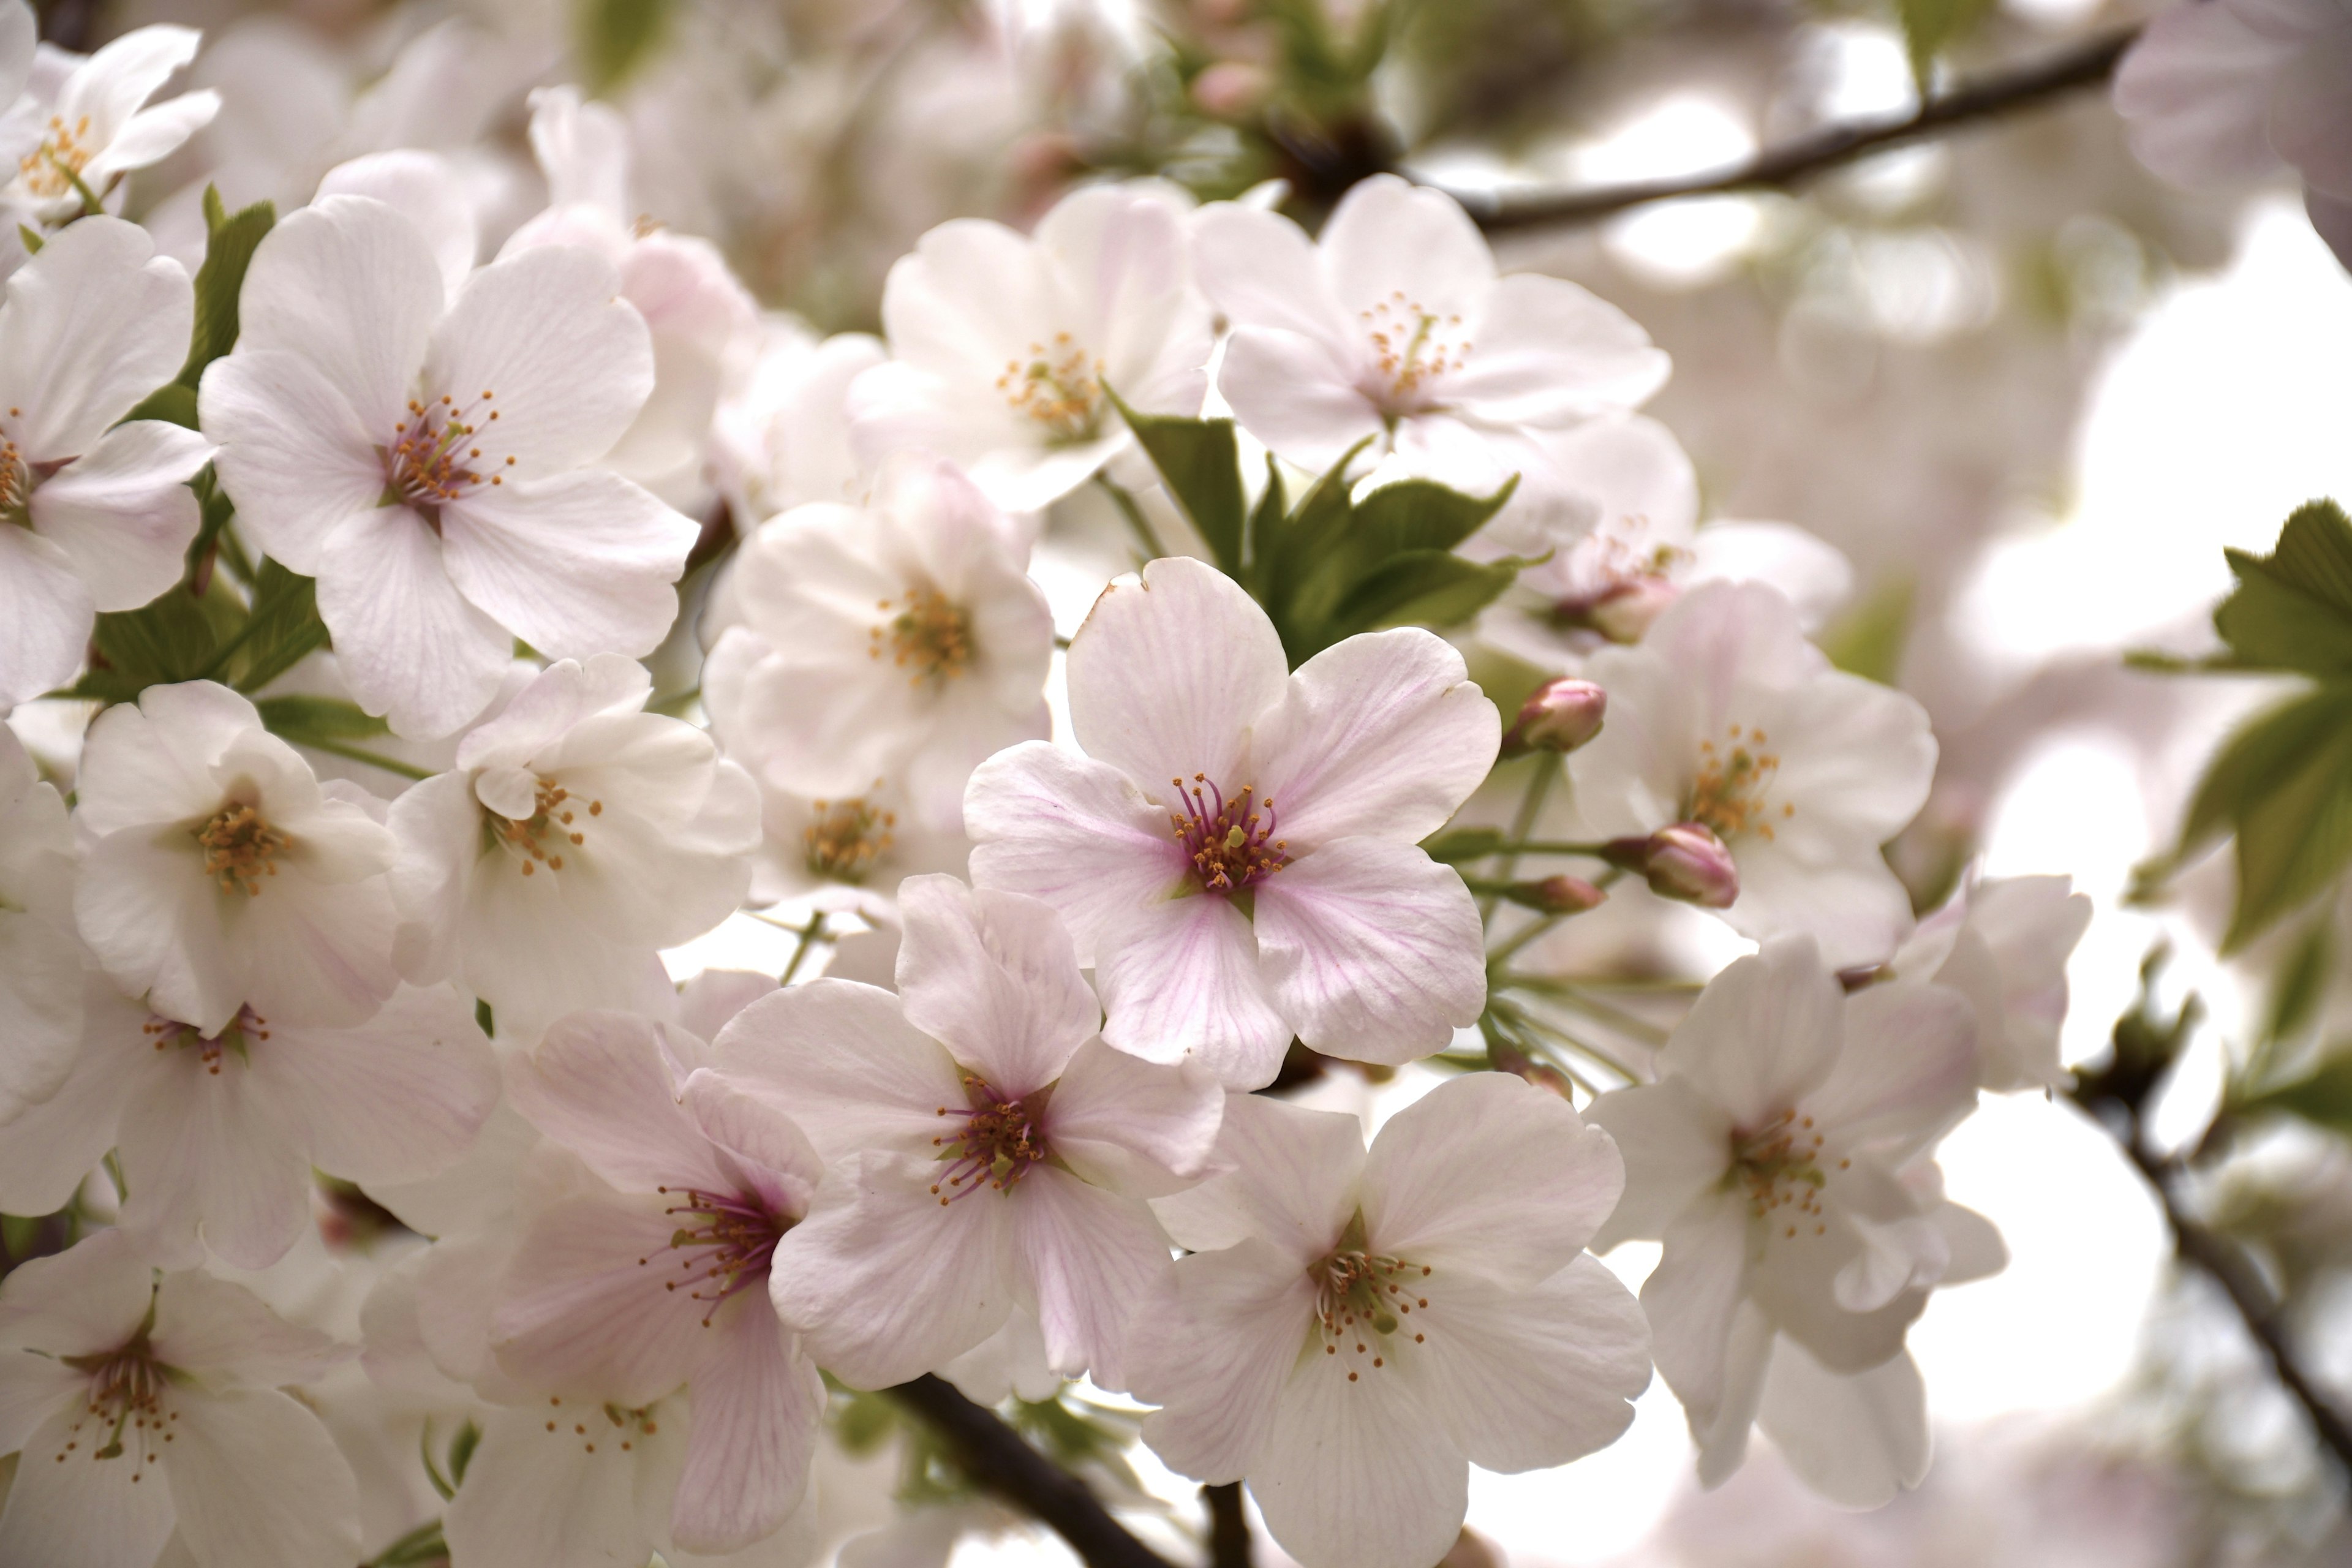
{"left": 1203, "top": 1482, "right": 1252, "bottom": 1568}
{"left": 1454, "top": 26, "right": 2143, "bottom": 232}
{"left": 885, "top": 1375, "right": 1178, "bottom": 1568}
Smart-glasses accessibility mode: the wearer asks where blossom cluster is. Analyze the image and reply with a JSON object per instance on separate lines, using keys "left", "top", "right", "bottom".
{"left": 0, "top": 9, "right": 2130, "bottom": 1568}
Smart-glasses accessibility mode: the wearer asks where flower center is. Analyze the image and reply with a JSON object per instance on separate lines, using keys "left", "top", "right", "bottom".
{"left": 1311, "top": 1234, "right": 1434, "bottom": 1383}
{"left": 1360, "top": 292, "right": 1471, "bottom": 413}
{"left": 645, "top": 1186, "right": 790, "bottom": 1326}
{"left": 869, "top": 587, "right": 973, "bottom": 685}
{"left": 537, "top": 1394, "right": 660, "bottom": 1456}
{"left": 997, "top": 334, "right": 1105, "bottom": 443}
{"left": 929, "top": 1075, "right": 1049, "bottom": 1203}
{"left": 1686, "top": 725, "right": 1790, "bottom": 843}
{"left": 1733, "top": 1110, "right": 1838, "bottom": 1241}
{"left": 1167, "top": 774, "right": 1291, "bottom": 894}
{"left": 380, "top": 391, "right": 513, "bottom": 517}
{"left": 55, "top": 1327, "right": 175, "bottom": 1485}
{"left": 143, "top": 1006, "right": 270, "bottom": 1074}
{"left": 804, "top": 795, "right": 896, "bottom": 883}
{"left": 487, "top": 776, "right": 598, "bottom": 878}
{"left": 194, "top": 802, "right": 287, "bottom": 896}
{"left": 19, "top": 116, "right": 93, "bottom": 201}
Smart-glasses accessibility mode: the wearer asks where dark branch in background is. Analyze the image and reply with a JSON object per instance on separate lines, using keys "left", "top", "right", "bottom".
{"left": 1453, "top": 26, "right": 2142, "bottom": 232}
{"left": 1203, "top": 1482, "right": 1252, "bottom": 1568}
{"left": 886, "top": 1375, "right": 1178, "bottom": 1568}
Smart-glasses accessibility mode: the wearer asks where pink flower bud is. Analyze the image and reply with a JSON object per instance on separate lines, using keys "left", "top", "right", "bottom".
{"left": 1637, "top": 822, "right": 1739, "bottom": 908}
{"left": 1583, "top": 576, "right": 1681, "bottom": 644}
{"left": 1191, "top": 62, "right": 1272, "bottom": 118}
{"left": 1502, "top": 678, "right": 1606, "bottom": 756}
{"left": 1504, "top": 875, "right": 1607, "bottom": 914}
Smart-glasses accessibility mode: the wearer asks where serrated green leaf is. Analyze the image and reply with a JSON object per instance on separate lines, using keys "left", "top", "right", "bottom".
{"left": 2237, "top": 1054, "right": 2352, "bottom": 1134}
{"left": 2180, "top": 685, "right": 2352, "bottom": 857}
{"left": 254, "top": 694, "right": 390, "bottom": 743}
{"left": 178, "top": 189, "right": 275, "bottom": 388}
{"left": 1334, "top": 549, "right": 1524, "bottom": 638}
{"left": 2212, "top": 499, "right": 2352, "bottom": 676}
{"left": 121, "top": 380, "right": 200, "bottom": 430}
{"left": 1345, "top": 475, "right": 1517, "bottom": 560}
{"left": 2220, "top": 686, "right": 2352, "bottom": 951}
{"left": 1820, "top": 575, "right": 1915, "bottom": 686}
{"left": 1111, "top": 398, "right": 1246, "bottom": 573}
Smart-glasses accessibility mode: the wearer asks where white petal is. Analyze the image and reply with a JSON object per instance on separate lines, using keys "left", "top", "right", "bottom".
{"left": 1148, "top": 1091, "right": 1362, "bottom": 1262}
{"left": 315, "top": 504, "right": 512, "bottom": 739}
{"left": 2113, "top": 6, "right": 2293, "bottom": 186}
{"left": 672, "top": 1297, "right": 823, "bottom": 1554}
{"left": 963, "top": 740, "right": 1189, "bottom": 963}
{"left": 1692, "top": 1301, "right": 1773, "bottom": 1488}
{"left": 1585, "top": 1077, "right": 1734, "bottom": 1252}
{"left": 507, "top": 1010, "right": 731, "bottom": 1195}
{"left": 315, "top": 149, "right": 478, "bottom": 296}
{"left": 0, "top": 215, "right": 190, "bottom": 458}
{"left": 1215, "top": 325, "right": 1384, "bottom": 475}
{"left": 894, "top": 875, "right": 1096, "bottom": 1095}
{"left": 676, "top": 1071, "right": 824, "bottom": 1202}
{"left": 0, "top": 1401, "right": 180, "bottom": 1568}
{"left": 234, "top": 195, "right": 442, "bottom": 436}
{"left": 0, "top": 1227, "right": 155, "bottom": 1357}
{"left": 0, "top": 526, "right": 90, "bottom": 707}
{"left": 1660, "top": 935, "right": 1844, "bottom": 1129}
{"left": 1191, "top": 202, "right": 1354, "bottom": 345}
{"left": 439, "top": 469, "right": 696, "bottom": 661}
{"left": 1446, "top": 272, "right": 1670, "bottom": 425}
{"left": 167, "top": 1389, "right": 362, "bottom": 1568}
{"left": 1803, "top": 980, "right": 1978, "bottom": 1156}
{"left": 1765, "top": 666, "right": 1936, "bottom": 843}
{"left": 767, "top": 1152, "right": 1017, "bottom": 1390}
{"left": 1008, "top": 1166, "right": 1170, "bottom": 1390}
{"left": 492, "top": 1191, "right": 718, "bottom": 1406}
{"left": 1066, "top": 557, "right": 1288, "bottom": 793}
{"left": 58, "top": 24, "right": 200, "bottom": 141}
{"left": 1641, "top": 1185, "right": 1751, "bottom": 1426}
{"left": 1045, "top": 1036, "right": 1224, "bottom": 1197}
{"left": 197, "top": 347, "right": 384, "bottom": 576}
{"left": 1250, "top": 627, "right": 1498, "bottom": 847}
{"left": 0, "top": 1351, "right": 79, "bottom": 1454}
{"left": 27, "top": 421, "right": 209, "bottom": 611}
{"left": 1251, "top": 837, "right": 1486, "bottom": 1065}
{"left": 709, "top": 980, "right": 966, "bottom": 1167}
{"left": 1406, "top": 1254, "right": 1649, "bottom": 1472}
{"left": 442, "top": 1403, "right": 655, "bottom": 1568}
{"left": 0, "top": 981, "right": 140, "bottom": 1219}
{"left": 1725, "top": 836, "right": 1921, "bottom": 974}
{"left": 1093, "top": 889, "right": 1291, "bottom": 1089}
{"left": 1319, "top": 175, "right": 1495, "bottom": 321}
{"left": 82, "top": 89, "right": 217, "bottom": 184}
{"left": 1684, "top": 520, "right": 1855, "bottom": 631}
{"left": 1250, "top": 1340, "right": 1468, "bottom": 1568}
{"left": 251, "top": 983, "right": 499, "bottom": 1186}
{"left": 150, "top": 1268, "right": 347, "bottom": 1386}
{"left": 1360, "top": 1071, "right": 1624, "bottom": 1286}
{"left": 118, "top": 1040, "right": 309, "bottom": 1269}
{"left": 1131, "top": 1238, "right": 1316, "bottom": 1482}
{"left": 1754, "top": 1341, "right": 1930, "bottom": 1509}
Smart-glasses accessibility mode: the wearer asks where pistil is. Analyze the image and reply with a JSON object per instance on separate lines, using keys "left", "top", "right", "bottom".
{"left": 929, "top": 1075, "right": 1048, "bottom": 1202}
{"left": 1167, "top": 774, "right": 1290, "bottom": 894}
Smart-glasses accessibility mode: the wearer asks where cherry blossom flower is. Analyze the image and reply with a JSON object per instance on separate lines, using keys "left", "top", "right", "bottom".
{"left": 0, "top": 981, "right": 497, "bottom": 1269}
{"left": 0, "top": 1229, "right": 361, "bottom": 1568}
{"left": 461, "top": 1006, "right": 826, "bottom": 1562}
{"left": 72, "top": 681, "right": 401, "bottom": 1036}
{"left": 1586, "top": 936, "right": 2001, "bottom": 1507}
{"left": 503, "top": 86, "right": 760, "bottom": 510}
{"left": 706, "top": 874, "right": 1224, "bottom": 1390}
{"left": 387, "top": 654, "right": 760, "bottom": 1038}
{"left": 964, "top": 556, "right": 1497, "bottom": 1088}
{"left": 714, "top": 318, "right": 886, "bottom": 524}
{"left": 1566, "top": 580, "right": 1935, "bottom": 970}
{"left": 0, "top": 722, "right": 78, "bottom": 1117}
{"left": 1, "top": 23, "right": 221, "bottom": 230}
{"left": 198, "top": 194, "right": 699, "bottom": 739}
{"left": 1128, "top": 1074, "right": 1649, "bottom": 1568}
{"left": 0, "top": 216, "right": 214, "bottom": 708}
{"left": 1892, "top": 875, "right": 2092, "bottom": 1093}
{"left": 2115, "top": 0, "right": 2352, "bottom": 270}
{"left": 703, "top": 454, "right": 1054, "bottom": 832}
{"left": 848, "top": 183, "right": 1215, "bottom": 511}
{"left": 1192, "top": 175, "right": 1668, "bottom": 503}
{"left": 744, "top": 774, "right": 971, "bottom": 919}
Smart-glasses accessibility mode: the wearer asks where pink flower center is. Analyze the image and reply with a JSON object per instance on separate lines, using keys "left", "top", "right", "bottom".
{"left": 930, "top": 1075, "right": 1049, "bottom": 1203}
{"left": 143, "top": 1006, "right": 271, "bottom": 1075}
{"left": 1166, "top": 773, "right": 1291, "bottom": 894}
{"left": 56, "top": 1330, "right": 175, "bottom": 1484}
{"left": 381, "top": 390, "right": 514, "bottom": 516}
{"left": 1735, "top": 1109, "right": 1837, "bottom": 1242}
{"left": 1312, "top": 1244, "right": 1434, "bottom": 1383}
{"left": 647, "top": 1185, "right": 789, "bottom": 1326}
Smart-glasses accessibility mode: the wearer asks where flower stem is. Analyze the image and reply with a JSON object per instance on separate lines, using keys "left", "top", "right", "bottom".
{"left": 1094, "top": 472, "right": 1167, "bottom": 562}
{"left": 1204, "top": 1482, "right": 1252, "bottom": 1568}
{"left": 779, "top": 912, "right": 829, "bottom": 986}
{"left": 1479, "top": 760, "right": 1558, "bottom": 926}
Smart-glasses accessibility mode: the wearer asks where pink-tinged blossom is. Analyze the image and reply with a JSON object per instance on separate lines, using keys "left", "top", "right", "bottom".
{"left": 1, "top": 23, "right": 220, "bottom": 229}
{"left": 1893, "top": 875, "right": 2092, "bottom": 1093}
{"left": 0, "top": 722, "right": 79, "bottom": 1117}
{"left": 1193, "top": 175, "right": 1668, "bottom": 504}
{"left": 964, "top": 556, "right": 1497, "bottom": 1088}
{"left": 0, "top": 216, "right": 214, "bottom": 707}
{"left": 849, "top": 184, "right": 1214, "bottom": 512}
{"left": 1586, "top": 936, "right": 2002, "bottom": 1507}
{"left": 198, "top": 194, "right": 699, "bottom": 739}
{"left": 459, "top": 1006, "right": 827, "bottom": 1563}
{"left": 388, "top": 654, "right": 760, "bottom": 1040}
{"left": 1567, "top": 580, "right": 1935, "bottom": 970}
{"left": 0, "top": 980, "right": 497, "bottom": 1270}
{"left": 703, "top": 455, "right": 1053, "bottom": 833}
{"left": 705, "top": 874, "right": 1224, "bottom": 1391}
{"left": 0, "top": 1229, "right": 361, "bottom": 1568}
{"left": 71, "top": 681, "right": 401, "bottom": 1036}
{"left": 1128, "top": 1074, "right": 1649, "bottom": 1568}
{"left": 714, "top": 318, "right": 886, "bottom": 524}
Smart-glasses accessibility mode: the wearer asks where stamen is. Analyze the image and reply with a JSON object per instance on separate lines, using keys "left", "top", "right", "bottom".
{"left": 1310, "top": 1235, "right": 1434, "bottom": 1377}
{"left": 867, "top": 589, "right": 973, "bottom": 685}
{"left": 804, "top": 793, "right": 896, "bottom": 883}
{"left": 486, "top": 777, "right": 597, "bottom": 876}
{"left": 1166, "top": 774, "right": 1291, "bottom": 893}
{"left": 1687, "top": 726, "right": 1785, "bottom": 842}
{"left": 929, "top": 1075, "right": 1048, "bottom": 1203}
{"left": 382, "top": 391, "right": 507, "bottom": 516}
{"left": 643, "top": 1185, "right": 788, "bottom": 1327}
{"left": 1358, "top": 293, "right": 1471, "bottom": 412}
{"left": 194, "top": 803, "right": 287, "bottom": 896}
{"left": 997, "top": 334, "right": 1106, "bottom": 442}
{"left": 1733, "top": 1109, "right": 1829, "bottom": 1226}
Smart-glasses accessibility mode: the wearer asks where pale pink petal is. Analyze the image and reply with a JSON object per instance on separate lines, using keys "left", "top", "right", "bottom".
{"left": 167, "top": 1389, "right": 362, "bottom": 1568}
{"left": 1093, "top": 889, "right": 1291, "bottom": 1089}
{"left": 0, "top": 1352, "right": 80, "bottom": 1453}
{"left": 0, "top": 1228, "right": 156, "bottom": 1356}
{"left": 150, "top": 1269, "right": 348, "bottom": 1385}
{"left": 1755, "top": 1341, "right": 1930, "bottom": 1508}
{"left": 0, "top": 526, "right": 89, "bottom": 707}
{"left": 439, "top": 469, "right": 696, "bottom": 662}
{"left": 894, "top": 875, "right": 1097, "bottom": 1094}
{"left": 1045, "top": 1036, "right": 1224, "bottom": 1197}
{"left": 442, "top": 1403, "right": 654, "bottom": 1568}
{"left": 710, "top": 980, "right": 966, "bottom": 1167}
{"left": 507, "top": 1011, "right": 731, "bottom": 1195}
{"left": 249, "top": 984, "right": 499, "bottom": 1186}
{"left": 1250, "top": 1341, "right": 1468, "bottom": 1568}
{"left": 27, "top": 421, "right": 210, "bottom": 611}
{"left": 1764, "top": 666, "right": 1936, "bottom": 841}
{"left": 1659, "top": 935, "right": 1844, "bottom": 1129}
{"left": 1148, "top": 1091, "right": 1361, "bottom": 1262}
{"left": 196, "top": 348, "right": 384, "bottom": 576}
{"left": 674, "top": 1072, "right": 823, "bottom": 1209}
{"left": 0, "top": 987, "right": 138, "bottom": 1225}
{"left": 1129, "top": 1238, "right": 1314, "bottom": 1482}
{"left": 0, "top": 1401, "right": 180, "bottom": 1568}
{"left": 1215, "top": 325, "right": 1384, "bottom": 475}
{"left": 670, "top": 1297, "right": 823, "bottom": 1554}
{"left": 1319, "top": 174, "right": 1495, "bottom": 321}
{"left": 1723, "top": 837, "right": 1920, "bottom": 974}
{"left": 118, "top": 1039, "right": 309, "bottom": 1270}
{"left": 492, "top": 1191, "right": 717, "bottom": 1405}
{"left": 1191, "top": 202, "right": 1355, "bottom": 345}
{"left": 1642, "top": 1185, "right": 1751, "bottom": 1425}
{"left": 317, "top": 149, "right": 479, "bottom": 295}
{"left": 0, "top": 216, "right": 189, "bottom": 458}
{"left": 1585, "top": 1077, "right": 1734, "bottom": 1252}
{"left": 1066, "top": 557, "right": 1288, "bottom": 793}
{"left": 1008, "top": 1166, "right": 1172, "bottom": 1390}
{"left": 963, "top": 741, "right": 1188, "bottom": 962}
{"left": 0, "top": 911, "right": 96, "bottom": 1120}
{"left": 315, "top": 504, "right": 512, "bottom": 740}
{"left": 233, "top": 195, "right": 442, "bottom": 435}
{"left": 1360, "top": 1071, "right": 1624, "bottom": 1285}
{"left": 75, "top": 824, "right": 239, "bottom": 1031}
{"left": 767, "top": 1152, "right": 1017, "bottom": 1390}
{"left": 1251, "top": 837, "right": 1485, "bottom": 1065}
{"left": 2114, "top": 7, "right": 2293, "bottom": 186}
{"left": 1446, "top": 273, "right": 1670, "bottom": 426}
{"left": 1249, "top": 628, "right": 1498, "bottom": 848}
{"left": 1692, "top": 1301, "right": 1774, "bottom": 1488}
{"left": 1803, "top": 981, "right": 1977, "bottom": 1156}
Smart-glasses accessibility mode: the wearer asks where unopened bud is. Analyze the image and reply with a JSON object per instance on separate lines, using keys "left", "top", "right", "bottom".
{"left": 1500, "top": 875, "right": 1607, "bottom": 914}
{"left": 1502, "top": 678, "right": 1606, "bottom": 757}
{"left": 1191, "top": 61, "right": 1271, "bottom": 118}
{"left": 1610, "top": 821, "right": 1739, "bottom": 908}
{"left": 1583, "top": 576, "right": 1680, "bottom": 644}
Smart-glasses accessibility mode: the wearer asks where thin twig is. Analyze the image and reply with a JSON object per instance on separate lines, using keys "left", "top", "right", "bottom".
{"left": 1455, "top": 26, "right": 2141, "bottom": 232}
{"left": 779, "top": 913, "right": 829, "bottom": 987}
{"left": 1203, "top": 1482, "right": 1252, "bottom": 1568}
{"left": 885, "top": 1375, "right": 1177, "bottom": 1568}
{"left": 1095, "top": 472, "right": 1170, "bottom": 562}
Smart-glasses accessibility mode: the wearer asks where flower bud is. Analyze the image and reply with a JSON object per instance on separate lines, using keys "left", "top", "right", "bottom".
{"left": 1501, "top": 874, "right": 1607, "bottom": 914}
{"left": 1583, "top": 576, "right": 1681, "bottom": 644}
{"left": 1191, "top": 61, "right": 1272, "bottom": 118}
{"left": 1618, "top": 821, "right": 1739, "bottom": 908}
{"left": 1501, "top": 678, "right": 1606, "bottom": 757}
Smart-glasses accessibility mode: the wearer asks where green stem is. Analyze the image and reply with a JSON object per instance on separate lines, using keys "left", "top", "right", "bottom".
{"left": 1479, "top": 761, "right": 1558, "bottom": 927}
{"left": 1489, "top": 996, "right": 1640, "bottom": 1084}
{"left": 363, "top": 1519, "right": 449, "bottom": 1568}
{"left": 1493, "top": 838, "right": 1617, "bottom": 858}
{"left": 1545, "top": 986, "right": 1672, "bottom": 1048}
{"left": 50, "top": 153, "right": 104, "bottom": 218}
{"left": 298, "top": 739, "right": 433, "bottom": 781}
{"left": 779, "top": 913, "right": 829, "bottom": 986}
{"left": 1485, "top": 911, "right": 1564, "bottom": 973}
{"left": 1094, "top": 472, "right": 1167, "bottom": 562}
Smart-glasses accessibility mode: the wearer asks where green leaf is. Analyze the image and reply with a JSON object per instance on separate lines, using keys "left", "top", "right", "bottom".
{"left": 254, "top": 694, "right": 391, "bottom": 743}
{"left": 578, "top": 0, "right": 673, "bottom": 95}
{"left": 446, "top": 1417, "right": 481, "bottom": 1489}
{"left": 2212, "top": 499, "right": 2352, "bottom": 676}
{"left": 2263, "top": 917, "right": 2334, "bottom": 1046}
{"left": 76, "top": 591, "right": 220, "bottom": 701}
{"left": 1334, "top": 549, "right": 1525, "bottom": 635}
{"left": 177, "top": 187, "right": 276, "bottom": 388}
{"left": 1112, "top": 399, "right": 1246, "bottom": 573}
{"left": 2211, "top": 684, "right": 2352, "bottom": 951}
{"left": 2237, "top": 1054, "right": 2352, "bottom": 1134}
{"left": 16, "top": 224, "right": 39, "bottom": 255}
{"left": 1344, "top": 475, "right": 1517, "bottom": 560}
{"left": 121, "top": 380, "right": 200, "bottom": 430}
{"left": 1896, "top": 0, "right": 1994, "bottom": 88}
{"left": 2179, "top": 684, "right": 2352, "bottom": 856}
{"left": 225, "top": 559, "right": 328, "bottom": 693}
{"left": 1820, "top": 575, "right": 1915, "bottom": 686}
